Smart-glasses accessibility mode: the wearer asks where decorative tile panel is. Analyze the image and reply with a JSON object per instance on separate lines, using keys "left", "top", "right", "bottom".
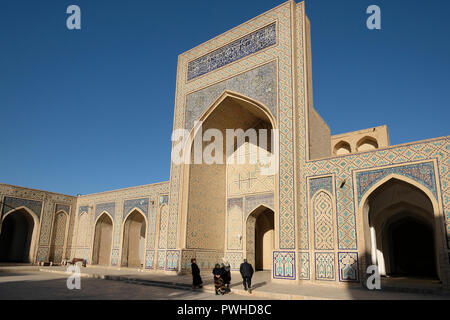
{"left": 356, "top": 161, "right": 437, "bottom": 204}
{"left": 298, "top": 252, "right": 310, "bottom": 280}
{"left": 95, "top": 202, "right": 115, "bottom": 220}
{"left": 185, "top": 61, "right": 277, "bottom": 130}
{"left": 145, "top": 250, "right": 155, "bottom": 269}
{"left": 309, "top": 176, "right": 333, "bottom": 199}
{"left": 123, "top": 198, "right": 149, "bottom": 219}
{"left": 225, "top": 252, "right": 243, "bottom": 271}
{"left": 55, "top": 204, "right": 70, "bottom": 214}
{"left": 166, "top": 250, "right": 180, "bottom": 271}
{"left": 338, "top": 252, "right": 359, "bottom": 282}
{"left": 187, "top": 23, "right": 276, "bottom": 81}
{"left": 313, "top": 191, "right": 334, "bottom": 250}
{"left": 111, "top": 248, "right": 119, "bottom": 266}
{"left": 1, "top": 196, "right": 43, "bottom": 219}
{"left": 227, "top": 198, "right": 243, "bottom": 250}
{"left": 273, "top": 251, "right": 296, "bottom": 280}
{"left": 315, "top": 252, "right": 335, "bottom": 281}
{"left": 244, "top": 193, "right": 274, "bottom": 218}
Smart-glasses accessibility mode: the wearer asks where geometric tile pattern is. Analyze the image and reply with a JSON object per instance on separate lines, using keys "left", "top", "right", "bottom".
{"left": 356, "top": 161, "right": 437, "bottom": 204}
{"left": 315, "top": 252, "right": 335, "bottom": 281}
{"left": 166, "top": 250, "right": 180, "bottom": 271}
{"left": 157, "top": 250, "right": 166, "bottom": 270}
{"left": 313, "top": 191, "right": 334, "bottom": 250}
{"left": 273, "top": 251, "right": 296, "bottom": 280}
{"left": 298, "top": 252, "right": 310, "bottom": 280}
{"left": 158, "top": 205, "right": 169, "bottom": 249}
{"left": 168, "top": 2, "right": 297, "bottom": 251}
{"left": 187, "top": 23, "right": 276, "bottom": 81}
{"left": 338, "top": 252, "right": 359, "bottom": 282}
{"left": 95, "top": 202, "right": 115, "bottom": 220}
{"left": 111, "top": 248, "right": 119, "bottom": 266}
{"left": 145, "top": 250, "right": 155, "bottom": 269}
{"left": 225, "top": 252, "right": 244, "bottom": 271}
{"left": 186, "top": 61, "right": 277, "bottom": 131}
{"left": 227, "top": 198, "right": 243, "bottom": 250}
{"left": 309, "top": 176, "right": 333, "bottom": 199}
{"left": 123, "top": 198, "right": 149, "bottom": 219}
{"left": 1, "top": 196, "right": 43, "bottom": 219}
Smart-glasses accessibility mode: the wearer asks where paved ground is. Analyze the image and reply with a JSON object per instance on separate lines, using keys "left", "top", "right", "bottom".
{"left": 1, "top": 265, "right": 450, "bottom": 300}
{"left": 0, "top": 271, "right": 266, "bottom": 300}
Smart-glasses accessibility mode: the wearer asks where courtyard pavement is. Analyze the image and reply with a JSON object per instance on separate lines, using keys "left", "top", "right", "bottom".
{"left": 0, "top": 270, "right": 267, "bottom": 300}
{"left": 23, "top": 265, "right": 450, "bottom": 300}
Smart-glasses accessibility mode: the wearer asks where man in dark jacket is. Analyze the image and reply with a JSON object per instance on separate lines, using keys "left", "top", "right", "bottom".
{"left": 191, "top": 258, "right": 203, "bottom": 288}
{"left": 239, "top": 259, "right": 254, "bottom": 293}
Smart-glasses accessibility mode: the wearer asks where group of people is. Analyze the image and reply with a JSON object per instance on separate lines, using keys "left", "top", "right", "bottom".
{"left": 190, "top": 258, "right": 254, "bottom": 295}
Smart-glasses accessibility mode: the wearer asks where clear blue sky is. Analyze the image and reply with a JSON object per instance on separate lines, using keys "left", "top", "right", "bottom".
{"left": 0, "top": 0, "right": 449, "bottom": 195}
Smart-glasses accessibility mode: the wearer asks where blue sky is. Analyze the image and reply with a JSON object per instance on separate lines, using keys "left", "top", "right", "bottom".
{"left": 0, "top": 0, "right": 449, "bottom": 195}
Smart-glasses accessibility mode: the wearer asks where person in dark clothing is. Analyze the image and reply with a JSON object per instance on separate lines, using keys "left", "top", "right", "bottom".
{"left": 239, "top": 259, "right": 254, "bottom": 293}
{"left": 191, "top": 258, "right": 203, "bottom": 288}
{"left": 212, "top": 263, "right": 226, "bottom": 295}
{"left": 221, "top": 257, "right": 231, "bottom": 292}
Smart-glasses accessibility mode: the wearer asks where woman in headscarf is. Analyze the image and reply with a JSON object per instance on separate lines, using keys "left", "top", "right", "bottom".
{"left": 191, "top": 258, "right": 203, "bottom": 289}
{"left": 212, "top": 263, "right": 226, "bottom": 295}
{"left": 221, "top": 257, "right": 231, "bottom": 292}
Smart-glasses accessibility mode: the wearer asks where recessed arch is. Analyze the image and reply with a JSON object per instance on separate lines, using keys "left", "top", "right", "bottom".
{"left": 333, "top": 140, "right": 351, "bottom": 155}
{"left": 246, "top": 205, "right": 274, "bottom": 271}
{"left": 356, "top": 136, "right": 378, "bottom": 152}
{"left": 358, "top": 174, "right": 444, "bottom": 281}
{"left": 180, "top": 90, "right": 278, "bottom": 255}
{"left": 181, "top": 90, "right": 278, "bottom": 164}
{"left": 91, "top": 211, "right": 114, "bottom": 266}
{"left": 49, "top": 210, "right": 69, "bottom": 263}
{"left": 120, "top": 208, "right": 147, "bottom": 268}
{"left": 0, "top": 206, "right": 39, "bottom": 263}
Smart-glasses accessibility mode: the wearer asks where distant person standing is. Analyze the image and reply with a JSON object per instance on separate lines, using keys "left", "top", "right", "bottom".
{"left": 191, "top": 258, "right": 203, "bottom": 289}
{"left": 239, "top": 259, "right": 254, "bottom": 293}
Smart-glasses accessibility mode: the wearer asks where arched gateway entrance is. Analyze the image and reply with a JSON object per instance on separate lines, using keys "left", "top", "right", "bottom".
{"left": 181, "top": 92, "right": 277, "bottom": 265}
{"left": 362, "top": 177, "right": 441, "bottom": 279}
{"left": 121, "top": 209, "right": 146, "bottom": 268}
{"left": 246, "top": 206, "right": 274, "bottom": 270}
{"left": 0, "top": 208, "right": 38, "bottom": 263}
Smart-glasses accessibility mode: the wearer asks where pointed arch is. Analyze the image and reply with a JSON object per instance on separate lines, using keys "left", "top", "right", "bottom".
{"left": 0, "top": 206, "right": 39, "bottom": 263}
{"left": 356, "top": 136, "right": 378, "bottom": 152}
{"left": 246, "top": 204, "right": 274, "bottom": 271}
{"left": 120, "top": 208, "right": 148, "bottom": 268}
{"left": 179, "top": 90, "right": 278, "bottom": 253}
{"left": 91, "top": 211, "right": 114, "bottom": 266}
{"left": 311, "top": 189, "right": 335, "bottom": 250}
{"left": 357, "top": 173, "right": 445, "bottom": 281}
{"left": 333, "top": 140, "right": 351, "bottom": 155}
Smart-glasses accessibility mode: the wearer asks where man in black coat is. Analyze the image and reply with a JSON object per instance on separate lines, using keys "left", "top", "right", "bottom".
{"left": 239, "top": 259, "right": 254, "bottom": 293}
{"left": 191, "top": 258, "right": 203, "bottom": 288}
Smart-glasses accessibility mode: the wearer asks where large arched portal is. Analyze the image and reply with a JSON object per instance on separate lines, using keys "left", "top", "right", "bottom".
{"left": 246, "top": 206, "right": 274, "bottom": 271}
{"left": 0, "top": 208, "right": 37, "bottom": 263}
{"left": 92, "top": 213, "right": 113, "bottom": 266}
{"left": 121, "top": 210, "right": 146, "bottom": 268}
{"left": 363, "top": 178, "right": 439, "bottom": 279}
{"left": 182, "top": 93, "right": 276, "bottom": 263}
